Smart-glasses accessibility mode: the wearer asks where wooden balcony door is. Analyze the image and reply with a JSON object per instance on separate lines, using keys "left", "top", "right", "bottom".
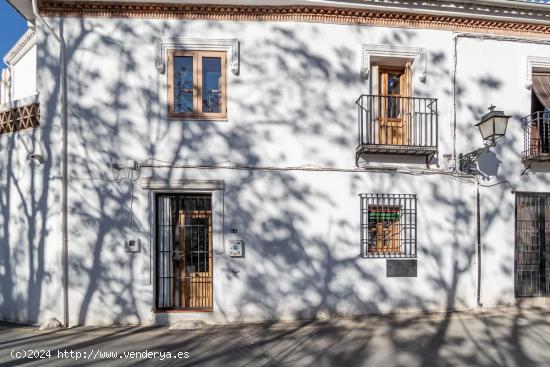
{"left": 378, "top": 63, "right": 412, "bottom": 145}
{"left": 177, "top": 210, "right": 213, "bottom": 309}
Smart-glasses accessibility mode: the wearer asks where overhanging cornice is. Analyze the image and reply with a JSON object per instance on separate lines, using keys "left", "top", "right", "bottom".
{"left": 4, "top": 29, "right": 36, "bottom": 65}
{"left": 37, "top": 1, "right": 550, "bottom": 39}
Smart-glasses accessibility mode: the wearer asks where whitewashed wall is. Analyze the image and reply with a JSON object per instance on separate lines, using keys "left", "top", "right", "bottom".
{"left": 1, "top": 40, "right": 36, "bottom": 105}
{"left": 0, "top": 29, "right": 61, "bottom": 324}
{"left": 11, "top": 44, "right": 37, "bottom": 102}
{"left": 454, "top": 37, "right": 550, "bottom": 307}
{"left": 2, "top": 15, "right": 550, "bottom": 325}
{"left": 0, "top": 122, "right": 62, "bottom": 325}
{"left": 0, "top": 68, "right": 9, "bottom": 105}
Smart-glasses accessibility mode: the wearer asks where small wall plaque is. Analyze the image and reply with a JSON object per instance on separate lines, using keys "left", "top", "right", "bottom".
{"left": 386, "top": 260, "right": 417, "bottom": 277}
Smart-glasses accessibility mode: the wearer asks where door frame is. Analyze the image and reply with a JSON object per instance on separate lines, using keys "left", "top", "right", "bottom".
{"left": 142, "top": 179, "right": 224, "bottom": 312}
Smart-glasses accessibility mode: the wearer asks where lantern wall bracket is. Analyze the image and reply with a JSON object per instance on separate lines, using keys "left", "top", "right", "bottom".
{"left": 458, "top": 105, "right": 510, "bottom": 175}
{"left": 458, "top": 140, "right": 495, "bottom": 174}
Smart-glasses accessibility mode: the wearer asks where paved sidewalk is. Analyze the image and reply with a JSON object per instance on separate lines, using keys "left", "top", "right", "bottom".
{"left": 0, "top": 307, "right": 549, "bottom": 366}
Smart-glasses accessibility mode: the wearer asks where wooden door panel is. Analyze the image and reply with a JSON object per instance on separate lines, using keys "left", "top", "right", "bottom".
{"left": 178, "top": 210, "right": 212, "bottom": 309}
{"left": 377, "top": 65, "right": 412, "bottom": 145}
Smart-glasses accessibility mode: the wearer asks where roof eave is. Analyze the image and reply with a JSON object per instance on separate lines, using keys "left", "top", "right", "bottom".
{"left": 7, "top": 0, "right": 35, "bottom": 22}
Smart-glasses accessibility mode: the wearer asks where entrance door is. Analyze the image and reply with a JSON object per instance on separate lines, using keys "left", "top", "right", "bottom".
{"left": 515, "top": 193, "right": 550, "bottom": 297}
{"left": 156, "top": 194, "right": 213, "bottom": 310}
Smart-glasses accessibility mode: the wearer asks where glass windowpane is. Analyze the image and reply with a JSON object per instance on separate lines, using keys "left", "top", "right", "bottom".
{"left": 387, "top": 72, "right": 401, "bottom": 95}
{"left": 202, "top": 57, "right": 222, "bottom": 113}
{"left": 174, "top": 56, "right": 194, "bottom": 113}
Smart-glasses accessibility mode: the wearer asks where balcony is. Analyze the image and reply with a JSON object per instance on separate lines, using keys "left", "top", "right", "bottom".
{"left": 356, "top": 95, "right": 438, "bottom": 166}
{"left": 0, "top": 96, "right": 40, "bottom": 135}
{"left": 521, "top": 111, "right": 550, "bottom": 162}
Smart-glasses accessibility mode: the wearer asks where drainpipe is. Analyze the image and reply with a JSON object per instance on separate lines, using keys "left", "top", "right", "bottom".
{"left": 451, "top": 34, "right": 458, "bottom": 167}
{"left": 476, "top": 179, "right": 482, "bottom": 307}
{"left": 31, "top": 0, "right": 69, "bottom": 328}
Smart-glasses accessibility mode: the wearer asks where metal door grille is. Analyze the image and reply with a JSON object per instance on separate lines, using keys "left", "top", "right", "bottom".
{"left": 515, "top": 193, "right": 550, "bottom": 297}
{"left": 156, "top": 194, "right": 213, "bottom": 310}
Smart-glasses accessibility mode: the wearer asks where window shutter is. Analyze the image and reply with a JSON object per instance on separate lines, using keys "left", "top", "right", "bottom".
{"left": 371, "top": 65, "right": 379, "bottom": 95}
{"left": 380, "top": 70, "right": 388, "bottom": 96}
{"left": 404, "top": 61, "right": 412, "bottom": 98}
{"left": 402, "top": 62, "right": 413, "bottom": 144}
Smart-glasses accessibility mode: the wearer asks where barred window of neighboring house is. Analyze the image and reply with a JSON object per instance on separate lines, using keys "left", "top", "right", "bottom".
{"left": 167, "top": 50, "right": 227, "bottom": 119}
{"left": 360, "top": 194, "right": 417, "bottom": 258}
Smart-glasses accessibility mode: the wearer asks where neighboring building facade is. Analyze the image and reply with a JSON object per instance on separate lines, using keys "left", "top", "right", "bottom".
{"left": 1, "top": 28, "right": 37, "bottom": 105}
{"left": 1, "top": 0, "right": 550, "bottom": 326}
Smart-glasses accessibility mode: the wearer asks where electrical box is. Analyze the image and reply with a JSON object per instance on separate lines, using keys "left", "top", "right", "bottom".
{"left": 228, "top": 240, "right": 244, "bottom": 257}
{"left": 125, "top": 239, "right": 141, "bottom": 253}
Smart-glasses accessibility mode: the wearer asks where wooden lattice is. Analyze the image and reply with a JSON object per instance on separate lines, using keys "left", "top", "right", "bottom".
{"left": 0, "top": 102, "right": 40, "bottom": 135}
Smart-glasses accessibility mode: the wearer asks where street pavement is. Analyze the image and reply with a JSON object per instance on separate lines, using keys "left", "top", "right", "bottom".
{"left": 0, "top": 306, "right": 549, "bottom": 366}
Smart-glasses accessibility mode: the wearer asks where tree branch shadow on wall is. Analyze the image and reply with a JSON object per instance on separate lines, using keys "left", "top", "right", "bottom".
{"left": 2, "top": 18, "right": 550, "bottom": 366}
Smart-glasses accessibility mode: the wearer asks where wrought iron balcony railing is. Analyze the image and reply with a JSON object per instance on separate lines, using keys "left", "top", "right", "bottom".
{"left": 356, "top": 95, "right": 438, "bottom": 165}
{"left": 0, "top": 96, "right": 40, "bottom": 135}
{"left": 522, "top": 111, "right": 550, "bottom": 161}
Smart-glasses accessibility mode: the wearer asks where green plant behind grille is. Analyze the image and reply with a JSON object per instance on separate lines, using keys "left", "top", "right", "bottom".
{"left": 368, "top": 212, "right": 400, "bottom": 221}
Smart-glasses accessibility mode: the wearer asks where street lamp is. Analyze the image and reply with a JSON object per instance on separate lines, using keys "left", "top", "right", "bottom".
{"left": 459, "top": 105, "right": 511, "bottom": 174}
{"left": 475, "top": 106, "right": 511, "bottom": 146}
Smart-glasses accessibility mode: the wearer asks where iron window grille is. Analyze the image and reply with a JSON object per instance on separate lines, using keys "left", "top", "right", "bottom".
{"left": 360, "top": 194, "right": 417, "bottom": 258}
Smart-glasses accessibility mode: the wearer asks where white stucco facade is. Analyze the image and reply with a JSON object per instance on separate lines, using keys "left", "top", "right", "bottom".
{"left": 2, "top": 1, "right": 550, "bottom": 326}
{"left": 11, "top": 44, "right": 37, "bottom": 102}
{"left": 1, "top": 28, "right": 37, "bottom": 104}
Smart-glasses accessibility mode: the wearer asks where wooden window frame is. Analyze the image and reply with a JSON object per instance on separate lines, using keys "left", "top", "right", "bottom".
{"left": 367, "top": 205, "right": 401, "bottom": 255}
{"left": 167, "top": 49, "right": 227, "bottom": 120}
{"left": 378, "top": 65, "right": 411, "bottom": 98}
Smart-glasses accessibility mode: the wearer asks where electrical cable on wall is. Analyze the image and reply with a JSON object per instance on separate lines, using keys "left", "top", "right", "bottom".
{"left": 70, "top": 161, "right": 141, "bottom": 231}
{"left": 139, "top": 158, "right": 478, "bottom": 183}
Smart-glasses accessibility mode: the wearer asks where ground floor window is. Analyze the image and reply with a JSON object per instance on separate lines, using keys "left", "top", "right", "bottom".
{"left": 156, "top": 194, "right": 213, "bottom": 310}
{"left": 360, "top": 193, "right": 417, "bottom": 258}
{"left": 516, "top": 193, "right": 550, "bottom": 297}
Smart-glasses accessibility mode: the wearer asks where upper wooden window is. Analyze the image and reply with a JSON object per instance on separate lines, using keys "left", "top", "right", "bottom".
{"left": 167, "top": 50, "right": 227, "bottom": 119}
